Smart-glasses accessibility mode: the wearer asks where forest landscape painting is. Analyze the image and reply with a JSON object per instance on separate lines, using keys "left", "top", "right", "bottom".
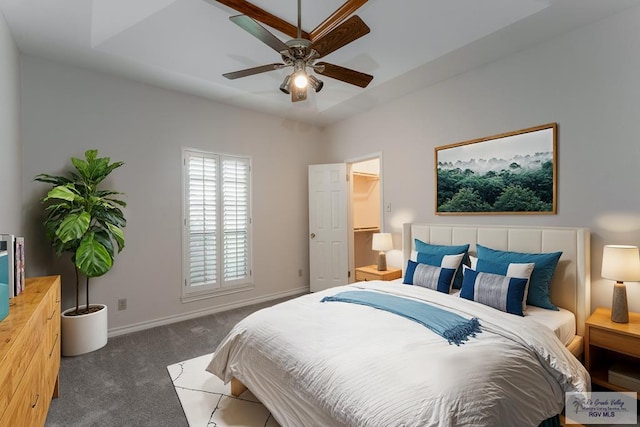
{"left": 435, "top": 123, "right": 556, "bottom": 214}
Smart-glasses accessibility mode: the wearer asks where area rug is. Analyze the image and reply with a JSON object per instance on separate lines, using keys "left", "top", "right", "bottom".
{"left": 167, "top": 353, "right": 280, "bottom": 427}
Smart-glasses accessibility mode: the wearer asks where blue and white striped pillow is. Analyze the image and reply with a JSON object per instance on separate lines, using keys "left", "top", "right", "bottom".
{"left": 460, "top": 267, "right": 528, "bottom": 316}
{"left": 410, "top": 251, "right": 464, "bottom": 291}
{"left": 404, "top": 260, "right": 456, "bottom": 294}
{"left": 469, "top": 256, "right": 534, "bottom": 313}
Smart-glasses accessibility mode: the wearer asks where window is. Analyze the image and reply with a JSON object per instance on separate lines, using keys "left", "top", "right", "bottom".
{"left": 182, "top": 149, "right": 252, "bottom": 301}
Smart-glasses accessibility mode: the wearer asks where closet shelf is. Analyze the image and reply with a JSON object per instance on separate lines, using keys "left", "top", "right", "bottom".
{"left": 353, "top": 172, "right": 379, "bottom": 180}
{"left": 354, "top": 227, "right": 380, "bottom": 233}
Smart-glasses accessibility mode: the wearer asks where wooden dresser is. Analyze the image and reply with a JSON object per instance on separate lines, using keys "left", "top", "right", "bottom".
{"left": 0, "top": 276, "right": 61, "bottom": 426}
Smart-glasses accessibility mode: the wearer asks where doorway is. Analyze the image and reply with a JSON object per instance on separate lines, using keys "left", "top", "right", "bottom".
{"left": 348, "top": 155, "right": 382, "bottom": 280}
{"left": 307, "top": 155, "right": 383, "bottom": 291}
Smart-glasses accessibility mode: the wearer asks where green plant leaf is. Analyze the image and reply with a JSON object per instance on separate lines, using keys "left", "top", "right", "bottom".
{"left": 93, "top": 230, "right": 115, "bottom": 259}
{"left": 104, "top": 197, "right": 127, "bottom": 208}
{"left": 34, "top": 173, "right": 72, "bottom": 186}
{"left": 56, "top": 211, "right": 91, "bottom": 243}
{"left": 85, "top": 149, "right": 98, "bottom": 162}
{"left": 76, "top": 232, "right": 113, "bottom": 277}
{"left": 71, "top": 157, "right": 90, "bottom": 179}
{"left": 95, "top": 209, "right": 126, "bottom": 228}
{"left": 43, "top": 185, "right": 79, "bottom": 202}
{"left": 106, "top": 223, "right": 125, "bottom": 252}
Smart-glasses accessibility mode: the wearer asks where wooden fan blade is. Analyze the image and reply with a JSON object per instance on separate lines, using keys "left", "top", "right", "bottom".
{"left": 223, "top": 63, "right": 284, "bottom": 79}
{"left": 216, "top": 0, "right": 310, "bottom": 40}
{"left": 310, "top": 0, "right": 368, "bottom": 42}
{"left": 310, "top": 16, "right": 370, "bottom": 59}
{"left": 230, "top": 15, "right": 291, "bottom": 54}
{"left": 315, "top": 62, "right": 373, "bottom": 88}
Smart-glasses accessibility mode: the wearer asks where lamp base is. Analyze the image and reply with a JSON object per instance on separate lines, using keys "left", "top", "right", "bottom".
{"left": 377, "top": 252, "right": 387, "bottom": 271}
{"left": 611, "top": 282, "right": 629, "bottom": 323}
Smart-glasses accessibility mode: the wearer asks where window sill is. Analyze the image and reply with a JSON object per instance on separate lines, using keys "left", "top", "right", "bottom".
{"left": 181, "top": 283, "right": 255, "bottom": 303}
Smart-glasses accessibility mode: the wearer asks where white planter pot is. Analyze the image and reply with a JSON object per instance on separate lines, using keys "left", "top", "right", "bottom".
{"left": 61, "top": 304, "right": 108, "bottom": 356}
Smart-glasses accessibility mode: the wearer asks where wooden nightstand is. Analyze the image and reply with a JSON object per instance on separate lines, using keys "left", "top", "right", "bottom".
{"left": 585, "top": 307, "right": 640, "bottom": 395}
{"left": 355, "top": 265, "right": 402, "bottom": 282}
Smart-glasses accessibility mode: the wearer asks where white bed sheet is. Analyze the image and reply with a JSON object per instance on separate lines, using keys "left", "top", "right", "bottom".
{"left": 525, "top": 305, "right": 576, "bottom": 346}
{"left": 208, "top": 281, "right": 589, "bottom": 427}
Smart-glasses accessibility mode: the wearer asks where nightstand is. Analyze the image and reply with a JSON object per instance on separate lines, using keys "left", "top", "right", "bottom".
{"left": 585, "top": 307, "right": 640, "bottom": 395}
{"left": 354, "top": 265, "right": 402, "bottom": 282}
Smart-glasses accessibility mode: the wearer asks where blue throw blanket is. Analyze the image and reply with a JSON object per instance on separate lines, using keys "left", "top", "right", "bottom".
{"left": 321, "top": 291, "right": 480, "bottom": 345}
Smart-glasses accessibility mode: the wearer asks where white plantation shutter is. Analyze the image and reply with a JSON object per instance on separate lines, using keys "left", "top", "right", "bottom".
{"left": 222, "top": 158, "right": 250, "bottom": 282}
{"left": 183, "top": 150, "right": 252, "bottom": 298}
{"left": 187, "top": 154, "right": 218, "bottom": 287}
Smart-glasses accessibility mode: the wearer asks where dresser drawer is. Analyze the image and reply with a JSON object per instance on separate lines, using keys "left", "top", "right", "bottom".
{"left": 355, "top": 270, "right": 381, "bottom": 281}
{"left": 590, "top": 327, "right": 640, "bottom": 358}
{"left": 0, "top": 347, "right": 46, "bottom": 427}
{"left": 0, "top": 276, "right": 61, "bottom": 426}
{"left": 45, "top": 284, "right": 61, "bottom": 359}
{"left": 0, "top": 307, "right": 44, "bottom": 418}
{"left": 355, "top": 267, "right": 402, "bottom": 282}
{"left": 46, "top": 331, "right": 61, "bottom": 400}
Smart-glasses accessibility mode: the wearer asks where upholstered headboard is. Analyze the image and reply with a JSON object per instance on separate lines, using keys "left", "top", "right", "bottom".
{"left": 402, "top": 224, "right": 591, "bottom": 336}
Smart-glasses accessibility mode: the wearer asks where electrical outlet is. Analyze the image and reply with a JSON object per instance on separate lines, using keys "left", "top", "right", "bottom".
{"left": 385, "top": 202, "right": 392, "bottom": 212}
{"left": 118, "top": 298, "right": 127, "bottom": 311}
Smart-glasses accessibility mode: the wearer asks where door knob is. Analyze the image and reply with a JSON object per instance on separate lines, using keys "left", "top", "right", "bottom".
{"left": 310, "top": 233, "right": 316, "bottom": 239}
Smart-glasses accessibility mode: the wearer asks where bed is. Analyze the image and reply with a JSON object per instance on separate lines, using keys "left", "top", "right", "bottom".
{"left": 207, "top": 224, "right": 591, "bottom": 427}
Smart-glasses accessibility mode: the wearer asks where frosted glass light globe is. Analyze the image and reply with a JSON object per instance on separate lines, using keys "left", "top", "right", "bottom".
{"left": 294, "top": 73, "right": 308, "bottom": 89}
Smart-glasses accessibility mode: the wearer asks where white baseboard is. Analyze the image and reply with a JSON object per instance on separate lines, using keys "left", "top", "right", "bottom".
{"left": 107, "top": 286, "right": 309, "bottom": 338}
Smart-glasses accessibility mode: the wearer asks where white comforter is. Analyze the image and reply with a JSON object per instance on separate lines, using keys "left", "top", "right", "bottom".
{"left": 207, "top": 281, "right": 590, "bottom": 427}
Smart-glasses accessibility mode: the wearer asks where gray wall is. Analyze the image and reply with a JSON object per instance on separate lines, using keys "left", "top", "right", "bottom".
{"left": 15, "top": 4, "right": 640, "bottom": 333}
{"left": 21, "top": 56, "right": 324, "bottom": 333}
{"left": 0, "top": 10, "right": 22, "bottom": 234}
{"left": 324, "top": 6, "right": 640, "bottom": 313}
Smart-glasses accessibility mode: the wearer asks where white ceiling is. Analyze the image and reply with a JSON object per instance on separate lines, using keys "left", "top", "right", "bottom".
{"left": 1, "top": 0, "right": 638, "bottom": 127}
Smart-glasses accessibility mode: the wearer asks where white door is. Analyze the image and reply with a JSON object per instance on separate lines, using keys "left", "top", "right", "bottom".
{"left": 308, "top": 163, "right": 349, "bottom": 292}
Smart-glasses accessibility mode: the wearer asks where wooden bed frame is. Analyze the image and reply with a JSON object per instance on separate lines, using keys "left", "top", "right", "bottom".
{"left": 230, "top": 223, "right": 591, "bottom": 396}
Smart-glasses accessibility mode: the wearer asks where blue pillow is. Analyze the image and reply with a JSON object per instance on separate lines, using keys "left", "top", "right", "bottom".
{"left": 460, "top": 268, "right": 527, "bottom": 316}
{"left": 414, "top": 240, "right": 470, "bottom": 289}
{"left": 404, "top": 260, "right": 455, "bottom": 294}
{"left": 476, "top": 244, "right": 562, "bottom": 310}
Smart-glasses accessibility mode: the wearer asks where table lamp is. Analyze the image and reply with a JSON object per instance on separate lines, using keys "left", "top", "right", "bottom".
{"left": 372, "top": 233, "right": 393, "bottom": 271}
{"left": 601, "top": 244, "right": 640, "bottom": 323}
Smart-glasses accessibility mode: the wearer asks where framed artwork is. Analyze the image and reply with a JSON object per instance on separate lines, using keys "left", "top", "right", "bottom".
{"left": 435, "top": 123, "right": 557, "bottom": 215}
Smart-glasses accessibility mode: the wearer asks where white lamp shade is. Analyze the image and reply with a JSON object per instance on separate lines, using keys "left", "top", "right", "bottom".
{"left": 602, "top": 245, "right": 640, "bottom": 282}
{"left": 372, "top": 233, "right": 393, "bottom": 252}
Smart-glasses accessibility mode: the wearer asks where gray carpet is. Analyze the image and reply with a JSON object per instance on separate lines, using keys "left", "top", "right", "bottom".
{"left": 45, "top": 296, "right": 294, "bottom": 427}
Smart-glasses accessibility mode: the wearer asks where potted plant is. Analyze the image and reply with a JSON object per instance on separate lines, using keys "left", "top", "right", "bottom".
{"left": 35, "top": 149, "right": 126, "bottom": 356}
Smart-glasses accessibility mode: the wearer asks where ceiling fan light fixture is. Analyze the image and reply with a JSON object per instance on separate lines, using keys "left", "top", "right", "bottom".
{"left": 291, "top": 83, "right": 307, "bottom": 102}
{"left": 280, "top": 74, "right": 291, "bottom": 94}
{"left": 293, "top": 71, "right": 308, "bottom": 89}
{"left": 308, "top": 75, "right": 323, "bottom": 93}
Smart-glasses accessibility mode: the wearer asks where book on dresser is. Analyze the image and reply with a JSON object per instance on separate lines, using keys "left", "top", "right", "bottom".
{"left": 13, "top": 237, "right": 24, "bottom": 296}
{"left": 0, "top": 234, "right": 15, "bottom": 298}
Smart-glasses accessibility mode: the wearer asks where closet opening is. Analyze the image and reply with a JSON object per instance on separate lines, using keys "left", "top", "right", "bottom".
{"left": 348, "top": 156, "right": 382, "bottom": 278}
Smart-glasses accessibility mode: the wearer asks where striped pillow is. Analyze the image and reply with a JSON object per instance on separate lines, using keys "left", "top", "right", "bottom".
{"left": 469, "top": 256, "right": 534, "bottom": 312}
{"left": 404, "top": 260, "right": 456, "bottom": 294}
{"left": 414, "top": 240, "right": 470, "bottom": 289}
{"left": 410, "top": 251, "right": 464, "bottom": 291}
{"left": 460, "top": 267, "right": 528, "bottom": 316}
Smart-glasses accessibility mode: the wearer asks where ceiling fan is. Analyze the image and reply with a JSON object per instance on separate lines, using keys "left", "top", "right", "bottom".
{"left": 217, "top": 0, "right": 374, "bottom": 102}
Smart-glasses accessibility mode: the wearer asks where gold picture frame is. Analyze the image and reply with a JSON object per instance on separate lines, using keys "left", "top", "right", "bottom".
{"left": 435, "top": 123, "right": 557, "bottom": 215}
